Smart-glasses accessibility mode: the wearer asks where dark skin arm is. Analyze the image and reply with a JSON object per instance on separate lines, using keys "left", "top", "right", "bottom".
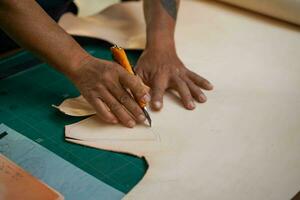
{"left": 137, "top": 0, "right": 213, "bottom": 110}
{"left": 0, "top": 0, "right": 150, "bottom": 128}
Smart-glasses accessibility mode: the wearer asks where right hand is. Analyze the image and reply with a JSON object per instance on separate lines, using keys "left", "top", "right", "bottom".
{"left": 69, "top": 56, "right": 150, "bottom": 128}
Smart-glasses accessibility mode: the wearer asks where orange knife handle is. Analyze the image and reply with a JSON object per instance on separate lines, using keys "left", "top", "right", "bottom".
{"left": 111, "top": 45, "right": 146, "bottom": 108}
{"left": 111, "top": 46, "right": 135, "bottom": 75}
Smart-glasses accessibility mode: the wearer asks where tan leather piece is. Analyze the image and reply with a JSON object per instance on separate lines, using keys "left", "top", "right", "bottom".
{"left": 59, "top": 2, "right": 146, "bottom": 49}
{"left": 57, "top": 1, "right": 300, "bottom": 199}
{"left": 53, "top": 96, "right": 95, "bottom": 116}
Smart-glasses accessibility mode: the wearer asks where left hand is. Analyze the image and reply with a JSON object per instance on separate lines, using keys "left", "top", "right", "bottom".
{"left": 135, "top": 47, "right": 213, "bottom": 111}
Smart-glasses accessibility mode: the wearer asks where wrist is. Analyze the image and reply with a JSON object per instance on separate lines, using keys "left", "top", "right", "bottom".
{"left": 63, "top": 52, "right": 94, "bottom": 81}
{"left": 146, "top": 30, "right": 175, "bottom": 50}
{"left": 145, "top": 40, "right": 177, "bottom": 55}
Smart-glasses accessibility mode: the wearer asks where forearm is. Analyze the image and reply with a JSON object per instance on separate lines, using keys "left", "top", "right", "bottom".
{"left": 143, "top": 0, "right": 179, "bottom": 50}
{"left": 0, "top": 0, "right": 90, "bottom": 78}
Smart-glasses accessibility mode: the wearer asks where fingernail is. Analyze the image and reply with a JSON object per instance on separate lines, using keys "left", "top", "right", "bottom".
{"left": 138, "top": 114, "right": 146, "bottom": 122}
{"left": 153, "top": 101, "right": 162, "bottom": 109}
{"left": 127, "top": 120, "right": 136, "bottom": 127}
{"left": 199, "top": 94, "right": 207, "bottom": 102}
{"left": 207, "top": 82, "right": 214, "bottom": 89}
{"left": 141, "top": 93, "right": 151, "bottom": 103}
{"left": 188, "top": 101, "right": 195, "bottom": 109}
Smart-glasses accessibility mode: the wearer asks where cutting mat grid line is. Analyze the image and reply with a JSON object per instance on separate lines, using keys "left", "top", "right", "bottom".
{"left": 0, "top": 45, "right": 147, "bottom": 193}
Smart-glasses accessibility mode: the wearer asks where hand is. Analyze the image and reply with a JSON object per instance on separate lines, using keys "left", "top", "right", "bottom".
{"left": 135, "top": 48, "right": 213, "bottom": 111}
{"left": 69, "top": 56, "right": 150, "bottom": 128}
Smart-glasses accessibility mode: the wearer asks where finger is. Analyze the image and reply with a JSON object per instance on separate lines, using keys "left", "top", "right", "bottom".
{"left": 100, "top": 87, "right": 136, "bottom": 128}
{"left": 86, "top": 94, "right": 118, "bottom": 124}
{"left": 186, "top": 79, "right": 207, "bottom": 103}
{"left": 135, "top": 66, "right": 145, "bottom": 82}
{"left": 119, "top": 71, "right": 150, "bottom": 104}
{"left": 108, "top": 83, "right": 146, "bottom": 123}
{"left": 188, "top": 71, "right": 213, "bottom": 90}
{"left": 150, "top": 75, "right": 169, "bottom": 111}
{"left": 173, "top": 77, "right": 195, "bottom": 110}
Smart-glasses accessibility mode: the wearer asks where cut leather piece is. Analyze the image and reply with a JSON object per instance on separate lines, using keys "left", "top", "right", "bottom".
{"left": 59, "top": 2, "right": 146, "bottom": 49}
{"left": 65, "top": 115, "right": 159, "bottom": 142}
{"left": 59, "top": 1, "right": 300, "bottom": 199}
{"left": 53, "top": 96, "right": 95, "bottom": 116}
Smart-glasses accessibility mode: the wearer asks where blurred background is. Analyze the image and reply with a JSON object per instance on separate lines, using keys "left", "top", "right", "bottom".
{"left": 75, "top": 0, "right": 139, "bottom": 16}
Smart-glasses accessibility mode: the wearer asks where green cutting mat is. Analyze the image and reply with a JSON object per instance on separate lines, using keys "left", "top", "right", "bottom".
{"left": 0, "top": 41, "right": 147, "bottom": 193}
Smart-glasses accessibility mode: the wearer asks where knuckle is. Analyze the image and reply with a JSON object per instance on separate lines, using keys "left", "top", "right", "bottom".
{"left": 157, "top": 64, "right": 170, "bottom": 73}
{"left": 91, "top": 85, "right": 106, "bottom": 98}
{"left": 109, "top": 102, "right": 122, "bottom": 112}
{"left": 181, "top": 86, "right": 191, "bottom": 94}
{"left": 134, "top": 76, "right": 143, "bottom": 85}
{"left": 101, "top": 74, "right": 112, "bottom": 83}
{"left": 127, "top": 75, "right": 139, "bottom": 86}
{"left": 119, "top": 94, "right": 130, "bottom": 104}
{"left": 184, "top": 93, "right": 193, "bottom": 99}
{"left": 136, "top": 83, "right": 147, "bottom": 93}
{"left": 101, "top": 66, "right": 116, "bottom": 81}
{"left": 136, "top": 87, "right": 146, "bottom": 97}
{"left": 179, "top": 73, "right": 189, "bottom": 81}
{"left": 132, "top": 75, "right": 143, "bottom": 86}
{"left": 95, "top": 84, "right": 106, "bottom": 92}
